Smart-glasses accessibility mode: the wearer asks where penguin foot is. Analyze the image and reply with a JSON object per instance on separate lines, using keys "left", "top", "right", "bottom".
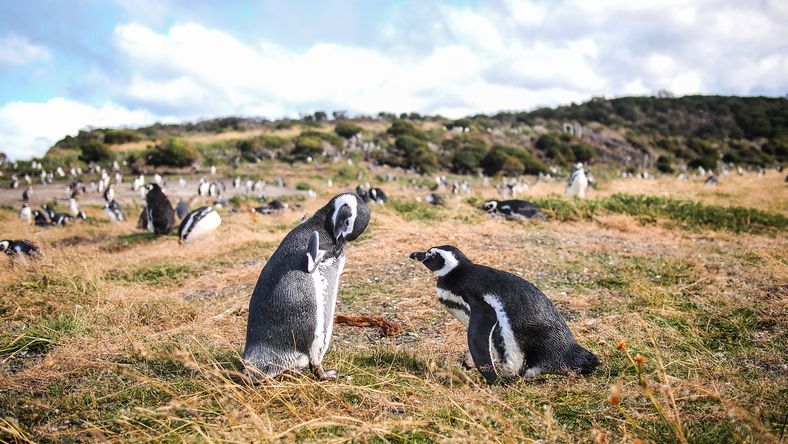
{"left": 461, "top": 351, "right": 475, "bottom": 369}
{"left": 311, "top": 365, "right": 340, "bottom": 381}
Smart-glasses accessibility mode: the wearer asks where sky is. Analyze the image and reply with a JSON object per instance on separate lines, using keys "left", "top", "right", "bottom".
{"left": 0, "top": 0, "right": 786, "bottom": 160}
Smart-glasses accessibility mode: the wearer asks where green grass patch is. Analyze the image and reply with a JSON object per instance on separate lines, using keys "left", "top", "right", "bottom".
{"left": 100, "top": 232, "right": 159, "bottom": 252}
{"left": 531, "top": 193, "right": 788, "bottom": 234}
{"left": 0, "top": 314, "right": 81, "bottom": 356}
{"left": 113, "top": 262, "right": 195, "bottom": 286}
{"left": 388, "top": 199, "right": 440, "bottom": 221}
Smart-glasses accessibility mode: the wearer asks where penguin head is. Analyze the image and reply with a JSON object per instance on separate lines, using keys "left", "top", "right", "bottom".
{"left": 409, "top": 245, "right": 468, "bottom": 277}
{"left": 574, "top": 163, "right": 584, "bottom": 171}
{"left": 481, "top": 200, "right": 498, "bottom": 212}
{"left": 0, "top": 241, "right": 8, "bottom": 253}
{"left": 326, "top": 193, "right": 370, "bottom": 248}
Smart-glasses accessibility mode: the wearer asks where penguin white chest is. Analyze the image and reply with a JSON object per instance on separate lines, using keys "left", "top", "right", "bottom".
{"left": 310, "top": 254, "right": 345, "bottom": 363}
{"left": 436, "top": 288, "right": 471, "bottom": 327}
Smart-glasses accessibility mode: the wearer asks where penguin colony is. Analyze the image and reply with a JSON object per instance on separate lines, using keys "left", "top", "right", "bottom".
{"left": 7, "top": 167, "right": 605, "bottom": 385}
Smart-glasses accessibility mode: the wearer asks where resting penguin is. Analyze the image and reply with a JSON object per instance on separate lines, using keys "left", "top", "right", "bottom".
{"left": 368, "top": 187, "right": 387, "bottom": 204}
{"left": 482, "top": 199, "right": 545, "bottom": 220}
{"left": 144, "top": 183, "right": 175, "bottom": 234}
{"left": 0, "top": 240, "right": 40, "bottom": 259}
{"left": 178, "top": 206, "right": 222, "bottom": 243}
{"left": 243, "top": 193, "right": 370, "bottom": 380}
{"left": 33, "top": 210, "right": 50, "bottom": 227}
{"left": 409, "top": 245, "right": 598, "bottom": 383}
{"left": 104, "top": 200, "right": 125, "bottom": 222}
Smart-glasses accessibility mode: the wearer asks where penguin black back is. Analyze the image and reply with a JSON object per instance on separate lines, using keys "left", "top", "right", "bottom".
{"left": 144, "top": 184, "right": 175, "bottom": 234}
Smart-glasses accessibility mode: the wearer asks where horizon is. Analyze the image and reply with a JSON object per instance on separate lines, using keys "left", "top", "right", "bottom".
{"left": 1, "top": 0, "right": 787, "bottom": 161}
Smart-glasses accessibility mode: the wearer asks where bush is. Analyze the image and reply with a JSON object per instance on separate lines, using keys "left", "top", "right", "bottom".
{"left": 380, "top": 135, "right": 438, "bottom": 173}
{"left": 386, "top": 120, "right": 428, "bottom": 140}
{"left": 481, "top": 149, "right": 524, "bottom": 176}
{"left": 571, "top": 143, "right": 597, "bottom": 163}
{"left": 334, "top": 122, "right": 363, "bottom": 139}
{"left": 446, "top": 136, "right": 488, "bottom": 173}
{"left": 656, "top": 155, "right": 674, "bottom": 173}
{"left": 103, "top": 129, "right": 141, "bottom": 145}
{"left": 300, "top": 130, "right": 343, "bottom": 147}
{"left": 79, "top": 140, "right": 114, "bottom": 163}
{"left": 237, "top": 135, "right": 287, "bottom": 161}
{"left": 145, "top": 138, "right": 199, "bottom": 167}
{"left": 536, "top": 134, "right": 575, "bottom": 164}
{"left": 483, "top": 145, "right": 547, "bottom": 176}
{"left": 291, "top": 136, "right": 323, "bottom": 161}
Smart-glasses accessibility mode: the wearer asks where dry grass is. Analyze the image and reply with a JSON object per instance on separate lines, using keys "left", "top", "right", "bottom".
{"left": 1, "top": 170, "right": 786, "bottom": 443}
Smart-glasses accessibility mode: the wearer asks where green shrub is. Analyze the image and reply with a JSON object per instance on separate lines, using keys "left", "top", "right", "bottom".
{"left": 482, "top": 145, "right": 547, "bottom": 176}
{"left": 388, "top": 135, "right": 438, "bottom": 173}
{"left": 571, "top": 143, "right": 597, "bottom": 162}
{"left": 237, "top": 135, "right": 288, "bottom": 161}
{"left": 386, "top": 120, "right": 428, "bottom": 140}
{"left": 103, "top": 129, "right": 142, "bottom": 145}
{"left": 78, "top": 139, "right": 114, "bottom": 163}
{"left": 145, "top": 138, "right": 199, "bottom": 167}
{"left": 291, "top": 136, "right": 323, "bottom": 161}
{"left": 656, "top": 155, "right": 674, "bottom": 173}
{"left": 334, "top": 121, "right": 363, "bottom": 139}
{"left": 296, "top": 182, "right": 311, "bottom": 191}
{"left": 300, "top": 130, "right": 343, "bottom": 147}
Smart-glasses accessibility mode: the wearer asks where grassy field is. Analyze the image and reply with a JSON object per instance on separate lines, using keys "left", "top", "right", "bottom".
{"left": 1, "top": 170, "right": 786, "bottom": 443}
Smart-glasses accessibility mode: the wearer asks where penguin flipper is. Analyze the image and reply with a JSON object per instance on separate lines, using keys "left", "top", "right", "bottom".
{"left": 306, "top": 231, "right": 325, "bottom": 273}
{"left": 467, "top": 301, "right": 500, "bottom": 383}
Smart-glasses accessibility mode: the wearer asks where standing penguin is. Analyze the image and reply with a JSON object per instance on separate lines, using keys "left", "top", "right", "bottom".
{"left": 19, "top": 203, "right": 32, "bottom": 224}
{"left": 178, "top": 206, "right": 221, "bottom": 243}
{"left": 566, "top": 163, "right": 589, "bottom": 199}
{"left": 409, "top": 245, "right": 598, "bottom": 382}
{"left": 243, "top": 193, "right": 370, "bottom": 379}
{"left": 144, "top": 183, "right": 175, "bottom": 234}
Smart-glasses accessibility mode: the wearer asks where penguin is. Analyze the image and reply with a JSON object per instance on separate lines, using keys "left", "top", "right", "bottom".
{"left": 198, "top": 178, "right": 209, "bottom": 197}
{"left": 22, "top": 186, "right": 32, "bottom": 201}
{"left": 68, "top": 198, "right": 80, "bottom": 217}
{"left": 137, "top": 206, "right": 149, "bottom": 230}
{"left": 425, "top": 193, "right": 445, "bottom": 206}
{"left": 355, "top": 185, "right": 371, "bottom": 203}
{"left": 243, "top": 193, "right": 370, "bottom": 380}
{"left": 175, "top": 199, "right": 190, "bottom": 220}
{"left": 409, "top": 245, "right": 598, "bottom": 383}
{"left": 104, "top": 200, "right": 126, "bottom": 222}
{"left": 104, "top": 184, "right": 115, "bottom": 203}
{"left": 19, "top": 203, "right": 32, "bottom": 224}
{"left": 0, "top": 240, "right": 40, "bottom": 258}
{"left": 33, "top": 210, "right": 50, "bottom": 227}
{"left": 42, "top": 204, "right": 71, "bottom": 226}
{"left": 178, "top": 206, "right": 222, "bottom": 243}
{"left": 482, "top": 199, "right": 545, "bottom": 220}
{"left": 566, "top": 163, "right": 589, "bottom": 199}
{"left": 251, "top": 200, "right": 288, "bottom": 215}
{"left": 368, "top": 187, "right": 387, "bottom": 204}
{"left": 704, "top": 175, "right": 718, "bottom": 185}
{"left": 144, "top": 183, "right": 175, "bottom": 234}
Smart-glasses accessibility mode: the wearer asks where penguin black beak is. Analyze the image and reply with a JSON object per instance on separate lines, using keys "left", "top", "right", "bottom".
{"left": 409, "top": 251, "right": 427, "bottom": 262}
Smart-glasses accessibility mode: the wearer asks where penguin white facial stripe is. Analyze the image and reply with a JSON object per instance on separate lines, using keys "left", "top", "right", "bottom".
{"left": 483, "top": 294, "right": 524, "bottom": 377}
{"left": 331, "top": 194, "right": 358, "bottom": 237}
{"left": 431, "top": 249, "right": 459, "bottom": 277}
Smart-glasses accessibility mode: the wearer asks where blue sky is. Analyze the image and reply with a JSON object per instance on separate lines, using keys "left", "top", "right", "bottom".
{"left": 1, "top": 0, "right": 787, "bottom": 160}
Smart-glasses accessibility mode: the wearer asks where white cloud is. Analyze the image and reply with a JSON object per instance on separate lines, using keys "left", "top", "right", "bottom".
{"left": 0, "top": 98, "right": 162, "bottom": 160}
{"left": 0, "top": 35, "right": 51, "bottom": 66}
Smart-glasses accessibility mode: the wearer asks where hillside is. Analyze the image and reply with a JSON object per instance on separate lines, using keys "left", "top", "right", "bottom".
{"left": 25, "top": 95, "right": 787, "bottom": 181}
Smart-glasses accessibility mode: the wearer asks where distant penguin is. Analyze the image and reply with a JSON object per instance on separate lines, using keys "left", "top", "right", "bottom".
{"left": 705, "top": 175, "right": 718, "bottom": 185}
{"left": 425, "top": 193, "right": 445, "bottom": 206}
{"left": 566, "top": 163, "right": 589, "bottom": 198}
{"left": 104, "top": 200, "right": 125, "bottom": 222}
{"left": 198, "top": 179, "right": 209, "bottom": 197}
{"left": 178, "top": 206, "right": 222, "bottom": 243}
{"left": 19, "top": 203, "right": 32, "bottom": 224}
{"left": 251, "top": 200, "right": 288, "bottom": 215}
{"left": 144, "top": 183, "right": 175, "bottom": 234}
{"left": 482, "top": 199, "right": 544, "bottom": 220}
{"left": 137, "top": 206, "right": 149, "bottom": 230}
{"left": 175, "top": 199, "right": 190, "bottom": 220}
{"left": 22, "top": 186, "right": 32, "bottom": 201}
{"left": 104, "top": 184, "right": 115, "bottom": 203}
{"left": 410, "top": 245, "right": 598, "bottom": 382}
{"left": 68, "top": 198, "right": 80, "bottom": 217}
{"left": 355, "top": 185, "right": 371, "bottom": 203}
{"left": 0, "top": 240, "right": 40, "bottom": 259}
{"left": 42, "top": 204, "right": 71, "bottom": 226}
{"left": 33, "top": 210, "right": 50, "bottom": 227}
{"left": 243, "top": 193, "right": 370, "bottom": 379}
{"left": 368, "top": 187, "right": 387, "bottom": 204}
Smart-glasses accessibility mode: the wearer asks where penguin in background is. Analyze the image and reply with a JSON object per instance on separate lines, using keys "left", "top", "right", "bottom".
{"left": 243, "top": 193, "right": 370, "bottom": 380}
{"left": 144, "top": 183, "right": 175, "bottom": 234}
{"left": 1, "top": 240, "right": 40, "bottom": 260}
{"left": 19, "top": 203, "right": 32, "bottom": 224}
{"left": 104, "top": 200, "right": 125, "bottom": 222}
{"left": 175, "top": 199, "right": 191, "bottom": 220}
{"left": 410, "top": 245, "right": 598, "bottom": 383}
{"left": 566, "top": 163, "right": 589, "bottom": 199}
{"left": 33, "top": 210, "right": 50, "bottom": 227}
{"left": 178, "top": 206, "right": 222, "bottom": 243}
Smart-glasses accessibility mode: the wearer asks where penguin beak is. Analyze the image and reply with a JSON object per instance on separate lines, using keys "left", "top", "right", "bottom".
{"left": 409, "top": 251, "right": 427, "bottom": 262}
